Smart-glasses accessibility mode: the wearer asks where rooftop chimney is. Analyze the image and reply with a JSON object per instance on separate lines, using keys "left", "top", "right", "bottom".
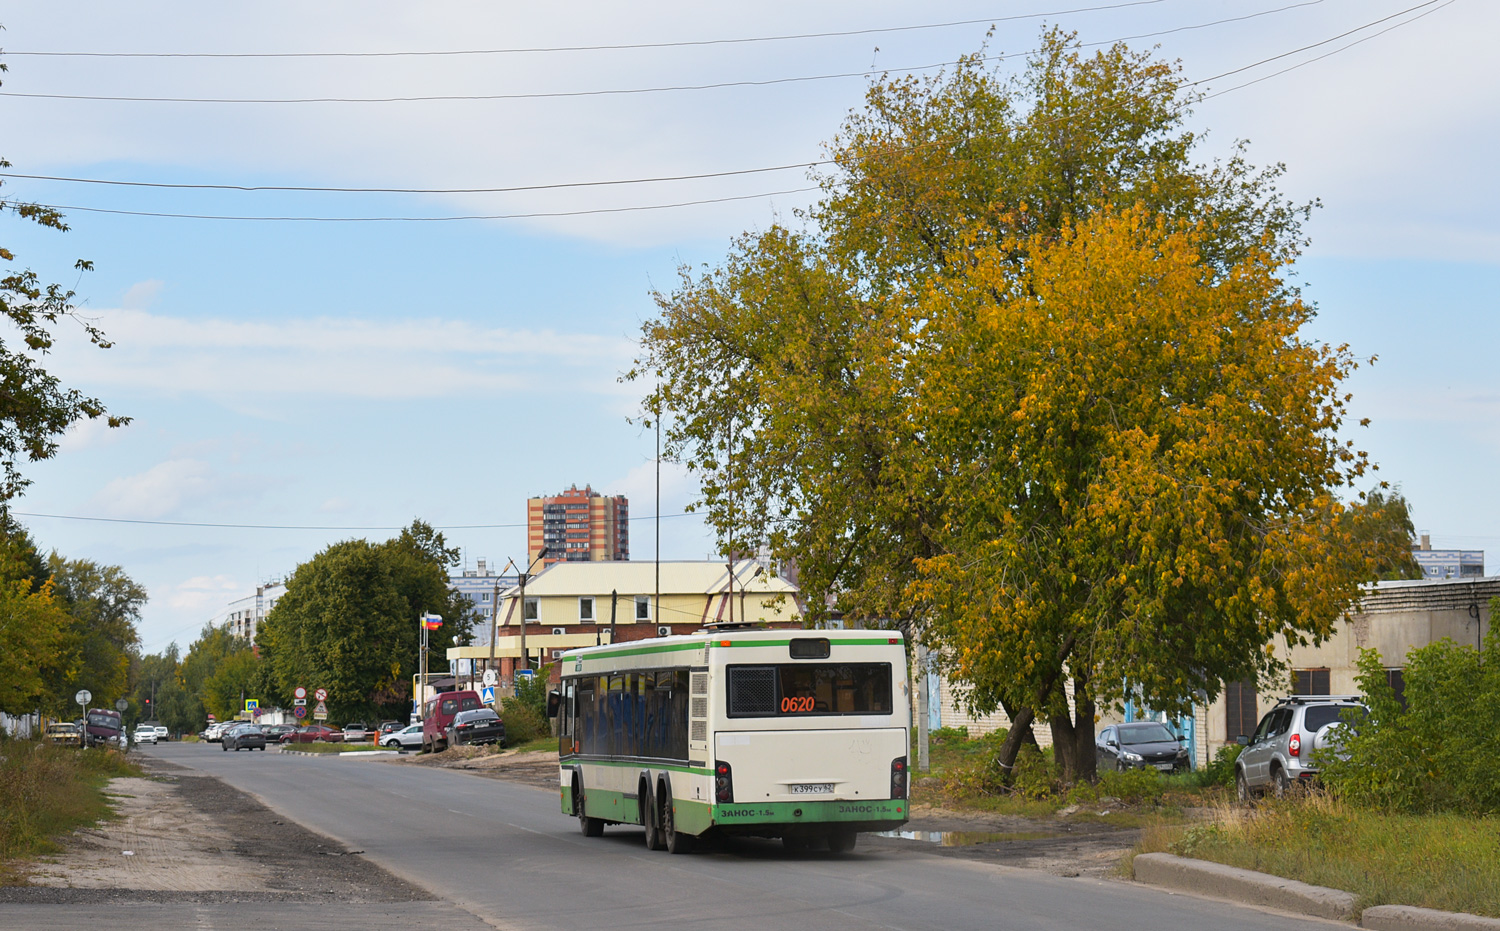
{"left": 1420, "top": 534, "right": 1431, "bottom": 551}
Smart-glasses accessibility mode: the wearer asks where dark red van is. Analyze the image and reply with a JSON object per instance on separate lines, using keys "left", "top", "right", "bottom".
{"left": 422, "top": 690, "right": 482, "bottom": 752}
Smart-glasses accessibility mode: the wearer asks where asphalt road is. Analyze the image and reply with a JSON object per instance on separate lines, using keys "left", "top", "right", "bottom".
{"left": 126, "top": 743, "right": 1339, "bottom": 931}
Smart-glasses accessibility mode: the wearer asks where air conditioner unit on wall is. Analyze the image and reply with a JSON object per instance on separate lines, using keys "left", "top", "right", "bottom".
{"left": 551, "top": 627, "right": 565, "bottom": 636}
{"left": 657, "top": 626, "right": 672, "bottom": 637}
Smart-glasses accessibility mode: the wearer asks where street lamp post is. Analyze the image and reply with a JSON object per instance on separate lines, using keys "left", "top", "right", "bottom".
{"left": 516, "top": 547, "right": 549, "bottom": 685}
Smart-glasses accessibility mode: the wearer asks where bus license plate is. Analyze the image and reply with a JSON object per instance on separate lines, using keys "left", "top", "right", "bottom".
{"left": 790, "top": 783, "right": 833, "bottom": 795}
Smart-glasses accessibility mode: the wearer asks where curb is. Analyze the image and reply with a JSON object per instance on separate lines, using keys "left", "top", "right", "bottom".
{"left": 1132, "top": 854, "right": 1500, "bottom": 930}
{"left": 1362, "top": 905, "right": 1500, "bottom": 930}
{"left": 1132, "top": 853, "right": 1356, "bottom": 921}
{"left": 276, "top": 747, "right": 401, "bottom": 758}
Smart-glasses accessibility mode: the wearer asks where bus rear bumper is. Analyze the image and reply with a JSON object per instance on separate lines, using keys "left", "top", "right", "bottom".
{"left": 712, "top": 799, "right": 908, "bottom": 837}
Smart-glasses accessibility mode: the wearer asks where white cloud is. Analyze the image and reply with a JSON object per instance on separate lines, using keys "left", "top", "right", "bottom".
{"left": 50, "top": 309, "right": 636, "bottom": 401}
{"left": 121, "top": 279, "right": 165, "bottom": 310}
{"left": 164, "top": 574, "right": 245, "bottom": 612}
{"left": 89, "top": 458, "right": 218, "bottom": 519}
{"left": 56, "top": 414, "right": 130, "bottom": 453}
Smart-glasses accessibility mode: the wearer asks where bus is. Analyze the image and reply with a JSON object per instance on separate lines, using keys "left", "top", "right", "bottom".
{"left": 556, "top": 627, "right": 911, "bottom": 854}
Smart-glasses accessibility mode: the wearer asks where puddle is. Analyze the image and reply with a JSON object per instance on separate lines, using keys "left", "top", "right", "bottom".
{"left": 874, "top": 830, "right": 1055, "bottom": 846}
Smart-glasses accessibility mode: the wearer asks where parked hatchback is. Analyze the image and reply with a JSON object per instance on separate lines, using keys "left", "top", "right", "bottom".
{"left": 280, "top": 724, "right": 344, "bottom": 744}
{"left": 1235, "top": 695, "right": 1367, "bottom": 799}
{"left": 381, "top": 723, "right": 425, "bottom": 750}
{"left": 1096, "top": 721, "right": 1190, "bottom": 773}
{"left": 447, "top": 708, "right": 506, "bottom": 748}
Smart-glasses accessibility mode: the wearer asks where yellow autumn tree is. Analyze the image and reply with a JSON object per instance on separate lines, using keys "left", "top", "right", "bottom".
{"left": 907, "top": 208, "right": 1397, "bottom": 780}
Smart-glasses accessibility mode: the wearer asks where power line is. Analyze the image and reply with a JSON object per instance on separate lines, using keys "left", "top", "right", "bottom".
{"left": 21, "top": 186, "right": 820, "bottom": 223}
{"left": 0, "top": 161, "right": 819, "bottom": 195}
{"left": 11, "top": 509, "right": 703, "bottom": 531}
{"left": 1, "top": 1, "right": 1447, "bottom": 225}
{"left": 3, "top": 1, "right": 1171, "bottom": 59}
{"left": 0, "top": 2, "right": 1330, "bottom": 107}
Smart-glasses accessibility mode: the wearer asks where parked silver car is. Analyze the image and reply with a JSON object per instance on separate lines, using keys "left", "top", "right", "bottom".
{"left": 1235, "top": 695, "right": 1366, "bottom": 799}
{"left": 381, "top": 723, "right": 425, "bottom": 750}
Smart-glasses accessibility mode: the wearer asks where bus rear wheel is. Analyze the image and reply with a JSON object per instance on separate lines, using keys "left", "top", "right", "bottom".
{"left": 576, "top": 777, "right": 603, "bottom": 837}
{"left": 663, "top": 799, "right": 692, "bottom": 854}
{"left": 827, "top": 831, "right": 857, "bottom": 854}
{"left": 641, "top": 783, "right": 663, "bottom": 851}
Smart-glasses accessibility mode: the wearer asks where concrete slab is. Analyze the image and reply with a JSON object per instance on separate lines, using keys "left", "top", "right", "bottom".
{"left": 1132, "top": 852, "right": 1358, "bottom": 921}
{"left": 1362, "top": 905, "right": 1500, "bottom": 930}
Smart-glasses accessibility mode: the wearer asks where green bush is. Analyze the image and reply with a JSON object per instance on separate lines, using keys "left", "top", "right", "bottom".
{"left": 499, "top": 697, "right": 547, "bottom": 745}
{"left": 1197, "top": 743, "right": 1244, "bottom": 787}
{"left": 513, "top": 663, "right": 553, "bottom": 722}
{"left": 1011, "top": 744, "right": 1058, "bottom": 800}
{"left": 1320, "top": 618, "right": 1500, "bottom": 814}
{"left": 1098, "top": 766, "right": 1165, "bottom": 805}
{"left": 931, "top": 725, "right": 970, "bottom": 745}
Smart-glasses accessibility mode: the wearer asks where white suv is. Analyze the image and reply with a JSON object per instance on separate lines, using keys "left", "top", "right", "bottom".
{"left": 1235, "top": 695, "right": 1366, "bottom": 799}
{"left": 133, "top": 725, "right": 158, "bottom": 745}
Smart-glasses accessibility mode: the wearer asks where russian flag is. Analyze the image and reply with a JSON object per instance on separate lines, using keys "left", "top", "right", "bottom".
{"left": 422, "top": 613, "right": 443, "bottom": 630}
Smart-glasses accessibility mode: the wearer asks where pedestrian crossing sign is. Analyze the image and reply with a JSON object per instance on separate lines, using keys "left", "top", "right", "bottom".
{"left": 481, "top": 685, "right": 496, "bottom": 704}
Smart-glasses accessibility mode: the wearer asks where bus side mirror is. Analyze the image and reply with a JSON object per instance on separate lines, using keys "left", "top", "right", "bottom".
{"left": 546, "top": 690, "right": 561, "bottom": 718}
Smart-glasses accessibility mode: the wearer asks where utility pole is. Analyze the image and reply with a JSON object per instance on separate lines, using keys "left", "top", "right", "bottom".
{"left": 486, "top": 560, "right": 516, "bottom": 695}
{"left": 610, "top": 589, "right": 619, "bottom": 645}
{"left": 655, "top": 408, "right": 661, "bottom": 632}
{"left": 916, "top": 642, "right": 931, "bottom": 773}
{"left": 516, "top": 547, "right": 548, "bottom": 682}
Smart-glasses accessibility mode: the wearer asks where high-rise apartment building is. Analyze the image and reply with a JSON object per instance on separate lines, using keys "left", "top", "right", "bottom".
{"left": 527, "top": 484, "right": 629, "bottom": 568}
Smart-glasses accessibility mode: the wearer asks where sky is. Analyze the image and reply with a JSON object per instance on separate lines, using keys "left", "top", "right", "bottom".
{"left": 0, "top": 0, "right": 1495, "bottom": 656}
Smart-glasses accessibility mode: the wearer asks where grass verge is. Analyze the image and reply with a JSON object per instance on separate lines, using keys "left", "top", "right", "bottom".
{"left": 1132, "top": 794, "right": 1500, "bottom": 918}
{"left": 0, "top": 741, "right": 142, "bottom": 884}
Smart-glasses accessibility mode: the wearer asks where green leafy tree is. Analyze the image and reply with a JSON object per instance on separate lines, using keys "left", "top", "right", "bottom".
{"left": 1, "top": 57, "right": 128, "bottom": 503}
{"left": 1342, "top": 488, "right": 1422, "bottom": 581}
{"left": 179, "top": 624, "right": 248, "bottom": 728}
{"left": 0, "top": 578, "right": 73, "bottom": 715}
{"left": 1321, "top": 613, "right": 1500, "bottom": 813}
{"left": 201, "top": 649, "right": 261, "bottom": 723}
{"left": 256, "top": 521, "right": 465, "bottom": 722}
{"left": 634, "top": 31, "right": 1387, "bottom": 781}
{"left": 42, "top": 554, "right": 145, "bottom": 713}
{"left": 130, "top": 646, "right": 196, "bottom": 734}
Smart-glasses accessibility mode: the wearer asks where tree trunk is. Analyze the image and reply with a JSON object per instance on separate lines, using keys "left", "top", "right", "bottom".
{"left": 992, "top": 704, "right": 1040, "bottom": 775}
{"left": 1049, "top": 672, "right": 1099, "bottom": 783}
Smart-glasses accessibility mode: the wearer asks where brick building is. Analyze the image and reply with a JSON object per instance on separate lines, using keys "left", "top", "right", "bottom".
{"left": 527, "top": 484, "right": 629, "bottom": 569}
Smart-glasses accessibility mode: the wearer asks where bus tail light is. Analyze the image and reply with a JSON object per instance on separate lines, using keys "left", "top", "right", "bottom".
{"left": 1288, "top": 733, "right": 1301, "bottom": 758}
{"left": 714, "top": 761, "right": 734, "bottom": 803}
{"left": 891, "top": 756, "right": 908, "bottom": 799}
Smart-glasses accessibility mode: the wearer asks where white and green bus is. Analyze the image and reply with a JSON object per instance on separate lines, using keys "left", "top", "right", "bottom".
{"left": 556, "top": 627, "right": 911, "bottom": 854}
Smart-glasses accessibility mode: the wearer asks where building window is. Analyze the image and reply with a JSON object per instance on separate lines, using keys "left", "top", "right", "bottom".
{"left": 481, "top": 592, "right": 490, "bottom": 602}
{"left": 1225, "top": 679, "right": 1257, "bottom": 742}
{"left": 579, "top": 597, "right": 595, "bottom": 621}
{"left": 1386, "top": 669, "right": 1407, "bottom": 709}
{"left": 1293, "top": 668, "right": 1330, "bottom": 696}
{"left": 523, "top": 597, "right": 538, "bottom": 621}
{"left": 635, "top": 595, "right": 651, "bottom": 621}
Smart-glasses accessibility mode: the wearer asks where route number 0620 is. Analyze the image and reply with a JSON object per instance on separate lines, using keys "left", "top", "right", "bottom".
{"left": 780, "top": 696, "right": 815, "bottom": 713}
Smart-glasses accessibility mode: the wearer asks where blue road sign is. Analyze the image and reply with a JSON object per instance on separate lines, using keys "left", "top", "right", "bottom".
{"left": 480, "top": 685, "right": 496, "bottom": 704}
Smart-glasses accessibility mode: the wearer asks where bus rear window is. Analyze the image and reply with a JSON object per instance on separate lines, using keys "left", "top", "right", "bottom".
{"left": 727, "top": 664, "right": 892, "bottom": 717}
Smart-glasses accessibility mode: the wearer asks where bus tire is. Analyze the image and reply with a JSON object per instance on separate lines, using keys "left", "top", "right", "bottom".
{"left": 576, "top": 775, "right": 603, "bottom": 837}
{"left": 827, "top": 831, "right": 857, "bottom": 854}
{"left": 641, "top": 779, "right": 663, "bottom": 850}
{"left": 663, "top": 797, "right": 692, "bottom": 855}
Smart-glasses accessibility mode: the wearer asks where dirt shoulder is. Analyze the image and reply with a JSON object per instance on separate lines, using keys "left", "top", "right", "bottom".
{"left": 0, "top": 754, "right": 432, "bottom": 905}
{"left": 390, "top": 745, "right": 1140, "bottom": 878}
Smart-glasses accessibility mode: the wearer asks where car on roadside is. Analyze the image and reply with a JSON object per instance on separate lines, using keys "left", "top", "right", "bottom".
{"left": 446, "top": 708, "right": 506, "bottom": 748}
{"left": 381, "top": 723, "right": 425, "bottom": 750}
{"left": 1235, "top": 695, "right": 1368, "bottom": 800}
{"left": 280, "top": 724, "right": 344, "bottom": 744}
{"left": 133, "top": 724, "right": 159, "bottom": 745}
{"left": 341, "top": 722, "right": 370, "bottom": 742}
{"left": 375, "top": 720, "right": 404, "bottom": 738}
{"left": 262, "top": 724, "right": 296, "bottom": 742}
{"left": 223, "top": 723, "right": 268, "bottom": 751}
{"left": 152, "top": 725, "right": 171, "bottom": 742}
{"left": 203, "top": 721, "right": 232, "bottom": 743}
{"left": 421, "top": 689, "right": 483, "bottom": 753}
{"left": 46, "top": 722, "right": 80, "bottom": 745}
{"left": 1096, "top": 721, "right": 1190, "bottom": 773}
